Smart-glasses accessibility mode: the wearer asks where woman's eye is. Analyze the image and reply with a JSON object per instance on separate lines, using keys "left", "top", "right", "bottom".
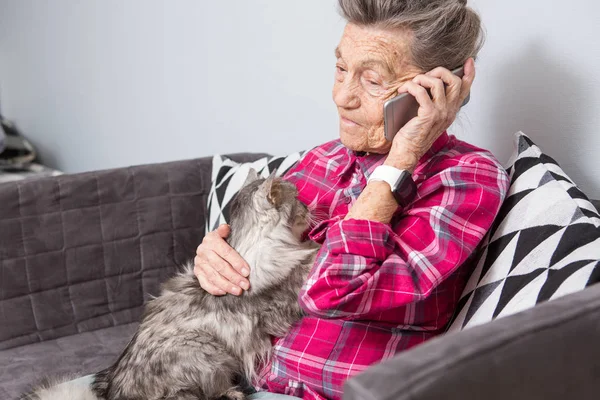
{"left": 336, "top": 65, "right": 346, "bottom": 73}
{"left": 362, "top": 73, "right": 382, "bottom": 87}
{"left": 363, "top": 77, "right": 381, "bottom": 87}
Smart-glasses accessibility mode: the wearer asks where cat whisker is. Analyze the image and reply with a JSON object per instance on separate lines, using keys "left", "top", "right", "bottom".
{"left": 306, "top": 210, "right": 328, "bottom": 227}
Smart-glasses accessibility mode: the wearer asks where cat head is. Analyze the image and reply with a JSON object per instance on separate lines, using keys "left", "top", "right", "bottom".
{"left": 225, "top": 169, "right": 317, "bottom": 294}
{"left": 228, "top": 168, "right": 309, "bottom": 243}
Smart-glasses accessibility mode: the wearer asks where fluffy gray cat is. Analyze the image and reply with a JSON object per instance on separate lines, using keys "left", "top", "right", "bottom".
{"left": 25, "top": 170, "right": 319, "bottom": 400}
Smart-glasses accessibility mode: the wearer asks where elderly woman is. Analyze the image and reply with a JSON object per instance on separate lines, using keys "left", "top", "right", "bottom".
{"left": 195, "top": 1, "right": 509, "bottom": 399}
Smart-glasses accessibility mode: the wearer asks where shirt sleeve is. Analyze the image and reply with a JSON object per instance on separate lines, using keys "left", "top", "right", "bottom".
{"left": 298, "top": 158, "right": 510, "bottom": 321}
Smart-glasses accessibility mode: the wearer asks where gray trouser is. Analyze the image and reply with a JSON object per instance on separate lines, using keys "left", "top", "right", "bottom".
{"left": 69, "top": 375, "right": 301, "bottom": 399}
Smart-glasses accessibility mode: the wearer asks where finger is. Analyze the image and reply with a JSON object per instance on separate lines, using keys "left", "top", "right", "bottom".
{"left": 200, "top": 230, "right": 250, "bottom": 278}
{"left": 195, "top": 268, "right": 226, "bottom": 296}
{"left": 194, "top": 255, "right": 226, "bottom": 294}
{"left": 202, "top": 261, "right": 244, "bottom": 296}
{"left": 215, "top": 223, "right": 231, "bottom": 239}
{"left": 206, "top": 250, "right": 250, "bottom": 290}
{"left": 200, "top": 224, "right": 230, "bottom": 251}
{"left": 397, "top": 81, "right": 435, "bottom": 113}
{"left": 211, "top": 235, "right": 251, "bottom": 278}
{"left": 425, "top": 66, "right": 463, "bottom": 102}
{"left": 411, "top": 75, "right": 447, "bottom": 108}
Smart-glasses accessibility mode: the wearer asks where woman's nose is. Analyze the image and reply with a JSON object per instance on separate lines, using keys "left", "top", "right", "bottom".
{"left": 333, "top": 79, "right": 360, "bottom": 109}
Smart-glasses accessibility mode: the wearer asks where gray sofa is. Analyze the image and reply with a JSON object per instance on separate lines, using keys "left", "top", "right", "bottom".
{"left": 0, "top": 154, "right": 599, "bottom": 399}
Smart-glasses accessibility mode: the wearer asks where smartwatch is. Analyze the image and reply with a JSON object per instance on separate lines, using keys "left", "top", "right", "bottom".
{"left": 367, "top": 165, "right": 418, "bottom": 208}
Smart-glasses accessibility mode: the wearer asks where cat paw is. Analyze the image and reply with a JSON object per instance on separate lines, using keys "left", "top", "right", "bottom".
{"left": 219, "top": 388, "right": 246, "bottom": 400}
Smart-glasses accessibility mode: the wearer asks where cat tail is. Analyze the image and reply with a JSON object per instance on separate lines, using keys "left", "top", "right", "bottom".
{"left": 21, "top": 373, "right": 102, "bottom": 400}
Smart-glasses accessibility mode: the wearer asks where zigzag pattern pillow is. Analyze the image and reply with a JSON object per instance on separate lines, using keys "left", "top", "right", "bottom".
{"left": 205, "top": 152, "right": 304, "bottom": 234}
{"left": 447, "top": 132, "right": 600, "bottom": 332}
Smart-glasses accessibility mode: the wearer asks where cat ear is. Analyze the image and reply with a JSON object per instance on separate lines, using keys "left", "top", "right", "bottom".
{"left": 243, "top": 168, "right": 260, "bottom": 187}
{"left": 267, "top": 169, "right": 278, "bottom": 181}
{"left": 264, "top": 171, "right": 282, "bottom": 207}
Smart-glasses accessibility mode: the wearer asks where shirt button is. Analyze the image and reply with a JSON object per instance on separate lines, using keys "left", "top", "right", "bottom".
{"left": 345, "top": 197, "right": 351, "bottom": 204}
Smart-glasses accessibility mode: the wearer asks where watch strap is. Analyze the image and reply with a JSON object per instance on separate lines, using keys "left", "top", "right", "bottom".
{"left": 368, "top": 165, "right": 417, "bottom": 208}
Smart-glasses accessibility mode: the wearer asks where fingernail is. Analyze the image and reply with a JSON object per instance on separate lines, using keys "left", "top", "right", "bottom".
{"left": 231, "top": 286, "right": 242, "bottom": 296}
{"left": 240, "top": 281, "right": 249, "bottom": 290}
{"left": 241, "top": 268, "right": 250, "bottom": 277}
{"left": 217, "top": 289, "right": 226, "bottom": 295}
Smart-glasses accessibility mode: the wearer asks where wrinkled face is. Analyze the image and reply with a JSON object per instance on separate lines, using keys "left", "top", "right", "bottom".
{"left": 229, "top": 171, "right": 309, "bottom": 241}
{"left": 333, "top": 23, "right": 423, "bottom": 153}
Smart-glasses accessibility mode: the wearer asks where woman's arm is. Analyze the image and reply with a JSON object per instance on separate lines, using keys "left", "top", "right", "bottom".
{"left": 344, "top": 158, "right": 416, "bottom": 224}
{"left": 299, "top": 157, "right": 509, "bottom": 321}
{"left": 345, "top": 59, "right": 477, "bottom": 224}
{"left": 297, "top": 59, "right": 494, "bottom": 320}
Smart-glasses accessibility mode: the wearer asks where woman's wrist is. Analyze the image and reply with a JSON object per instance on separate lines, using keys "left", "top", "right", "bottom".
{"left": 345, "top": 181, "right": 398, "bottom": 224}
{"left": 383, "top": 153, "right": 418, "bottom": 173}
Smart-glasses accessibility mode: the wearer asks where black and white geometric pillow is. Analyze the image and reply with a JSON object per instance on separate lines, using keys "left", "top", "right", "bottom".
{"left": 205, "top": 152, "right": 305, "bottom": 234}
{"left": 447, "top": 132, "right": 600, "bottom": 332}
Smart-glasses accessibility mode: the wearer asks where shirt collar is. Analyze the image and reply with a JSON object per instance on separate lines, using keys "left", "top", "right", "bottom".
{"left": 426, "top": 130, "right": 450, "bottom": 158}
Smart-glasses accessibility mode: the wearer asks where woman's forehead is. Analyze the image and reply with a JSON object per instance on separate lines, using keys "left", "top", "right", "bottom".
{"left": 337, "top": 23, "right": 413, "bottom": 73}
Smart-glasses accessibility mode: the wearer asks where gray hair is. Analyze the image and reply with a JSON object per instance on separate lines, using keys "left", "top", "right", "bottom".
{"left": 337, "top": 0, "right": 485, "bottom": 72}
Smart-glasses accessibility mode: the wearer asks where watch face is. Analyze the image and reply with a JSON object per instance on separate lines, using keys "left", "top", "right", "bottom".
{"left": 393, "top": 172, "right": 418, "bottom": 207}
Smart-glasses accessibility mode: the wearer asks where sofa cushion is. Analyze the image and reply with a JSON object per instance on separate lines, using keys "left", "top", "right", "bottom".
{"left": 205, "top": 152, "right": 304, "bottom": 233}
{"left": 447, "top": 132, "right": 600, "bottom": 332}
{"left": 0, "top": 322, "right": 138, "bottom": 400}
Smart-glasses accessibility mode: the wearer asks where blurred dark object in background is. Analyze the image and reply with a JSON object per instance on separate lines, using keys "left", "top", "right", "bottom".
{"left": 0, "top": 116, "right": 37, "bottom": 170}
{"left": 0, "top": 119, "right": 5, "bottom": 154}
{"left": 0, "top": 115, "right": 58, "bottom": 184}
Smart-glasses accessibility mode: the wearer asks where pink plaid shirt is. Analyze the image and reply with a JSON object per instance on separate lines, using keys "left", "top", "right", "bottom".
{"left": 258, "top": 132, "right": 509, "bottom": 399}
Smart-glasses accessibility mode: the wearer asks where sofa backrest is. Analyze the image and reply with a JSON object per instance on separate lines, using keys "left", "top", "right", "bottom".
{"left": 2, "top": 150, "right": 596, "bottom": 351}
{"left": 0, "top": 153, "right": 265, "bottom": 350}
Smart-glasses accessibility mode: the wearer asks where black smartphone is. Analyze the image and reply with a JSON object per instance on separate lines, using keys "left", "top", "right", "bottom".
{"left": 383, "top": 66, "right": 470, "bottom": 141}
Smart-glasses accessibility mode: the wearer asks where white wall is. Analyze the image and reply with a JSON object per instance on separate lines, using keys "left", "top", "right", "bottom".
{"left": 455, "top": 0, "right": 600, "bottom": 199}
{"left": 0, "top": 0, "right": 344, "bottom": 170}
{"left": 0, "top": 0, "right": 599, "bottom": 198}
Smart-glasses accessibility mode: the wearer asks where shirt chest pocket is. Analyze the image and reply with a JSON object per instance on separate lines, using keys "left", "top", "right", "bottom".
{"left": 338, "top": 184, "right": 363, "bottom": 209}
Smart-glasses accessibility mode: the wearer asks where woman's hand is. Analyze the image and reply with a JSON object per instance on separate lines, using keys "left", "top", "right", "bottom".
{"left": 194, "top": 224, "right": 250, "bottom": 296}
{"left": 384, "top": 58, "right": 476, "bottom": 171}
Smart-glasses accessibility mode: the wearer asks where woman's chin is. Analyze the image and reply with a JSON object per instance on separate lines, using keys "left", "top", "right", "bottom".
{"left": 339, "top": 128, "right": 391, "bottom": 154}
{"left": 339, "top": 128, "right": 366, "bottom": 152}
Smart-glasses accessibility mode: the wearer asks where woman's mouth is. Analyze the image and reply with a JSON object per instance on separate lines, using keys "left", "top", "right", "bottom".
{"left": 340, "top": 116, "right": 360, "bottom": 127}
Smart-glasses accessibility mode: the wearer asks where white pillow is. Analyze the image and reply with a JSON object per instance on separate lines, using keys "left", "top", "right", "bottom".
{"left": 205, "top": 152, "right": 304, "bottom": 234}
{"left": 447, "top": 132, "right": 600, "bottom": 332}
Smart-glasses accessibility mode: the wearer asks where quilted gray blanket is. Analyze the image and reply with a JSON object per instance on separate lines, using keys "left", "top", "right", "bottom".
{"left": 0, "top": 153, "right": 263, "bottom": 399}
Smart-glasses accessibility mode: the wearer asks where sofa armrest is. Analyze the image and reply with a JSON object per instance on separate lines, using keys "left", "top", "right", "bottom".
{"left": 0, "top": 156, "right": 223, "bottom": 350}
{"left": 344, "top": 282, "right": 600, "bottom": 400}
